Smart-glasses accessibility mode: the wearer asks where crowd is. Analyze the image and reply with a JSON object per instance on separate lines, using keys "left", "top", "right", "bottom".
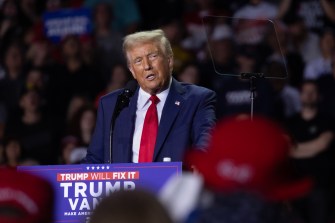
{"left": 0, "top": 0, "right": 335, "bottom": 222}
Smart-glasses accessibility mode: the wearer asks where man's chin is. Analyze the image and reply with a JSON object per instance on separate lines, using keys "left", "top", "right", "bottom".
{"left": 142, "top": 85, "right": 161, "bottom": 95}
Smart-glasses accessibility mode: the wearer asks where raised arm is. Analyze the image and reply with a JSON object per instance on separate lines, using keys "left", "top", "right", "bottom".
{"left": 290, "top": 131, "right": 334, "bottom": 158}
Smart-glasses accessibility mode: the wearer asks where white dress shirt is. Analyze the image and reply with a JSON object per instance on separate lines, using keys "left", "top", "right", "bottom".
{"left": 132, "top": 79, "right": 171, "bottom": 163}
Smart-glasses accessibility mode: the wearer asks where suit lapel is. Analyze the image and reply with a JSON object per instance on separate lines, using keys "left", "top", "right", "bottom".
{"left": 112, "top": 88, "right": 139, "bottom": 163}
{"left": 153, "top": 79, "right": 185, "bottom": 160}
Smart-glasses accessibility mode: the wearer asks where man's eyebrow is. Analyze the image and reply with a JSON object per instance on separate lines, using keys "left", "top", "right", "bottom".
{"left": 147, "top": 51, "right": 159, "bottom": 56}
{"left": 132, "top": 56, "right": 142, "bottom": 62}
{"left": 131, "top": 51, "right": 160, "bottom": 62}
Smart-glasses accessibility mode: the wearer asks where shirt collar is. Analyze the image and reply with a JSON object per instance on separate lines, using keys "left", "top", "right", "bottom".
{"left": 138, "top": 77, "right": 172, "bottom": 110}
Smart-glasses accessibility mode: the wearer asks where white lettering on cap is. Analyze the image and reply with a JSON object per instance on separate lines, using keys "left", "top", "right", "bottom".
{"left": 0, "top": 188, "right": 39, "bottom": 214}
{"left": 216, "top": 160, "right": 252, "bottom": 183}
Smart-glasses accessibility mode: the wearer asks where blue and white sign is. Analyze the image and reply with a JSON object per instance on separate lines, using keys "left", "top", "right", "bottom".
{"left": 18, "top": 162, "right": 182, "bottom": 223}
{"left": 43, "top": 7, "right": 93, "bottom": 43}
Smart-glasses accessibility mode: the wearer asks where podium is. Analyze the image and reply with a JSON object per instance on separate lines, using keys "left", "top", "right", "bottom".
{"left": 18, "top": 162, "right": 182, "bottom": 223}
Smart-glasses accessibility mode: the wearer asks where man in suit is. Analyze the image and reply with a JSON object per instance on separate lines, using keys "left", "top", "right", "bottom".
{"left": 83, "top": 29, "right": 216, "bottom": 163}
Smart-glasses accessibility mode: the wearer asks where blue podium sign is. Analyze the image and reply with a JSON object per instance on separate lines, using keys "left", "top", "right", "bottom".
{"left": 18, "top": 162, "right": 182, "bottom": 223}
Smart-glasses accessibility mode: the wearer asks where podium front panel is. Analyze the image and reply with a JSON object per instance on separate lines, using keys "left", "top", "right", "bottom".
{"left": 18, "top": 162, "right": 182, "bottom": 223}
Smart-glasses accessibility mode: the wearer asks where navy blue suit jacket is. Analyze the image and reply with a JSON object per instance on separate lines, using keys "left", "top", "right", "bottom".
{"left": 83, "top": 79, "right": 216, "bottom": 163}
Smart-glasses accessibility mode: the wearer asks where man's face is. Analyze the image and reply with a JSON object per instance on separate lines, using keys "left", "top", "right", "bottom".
{"left": 127, "top": 42, "right": 173, "bottom": 95}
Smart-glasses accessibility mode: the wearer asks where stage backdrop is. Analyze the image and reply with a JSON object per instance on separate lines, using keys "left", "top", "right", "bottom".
{"left": 18, "top": 162, "right": 182, "bottom": 223}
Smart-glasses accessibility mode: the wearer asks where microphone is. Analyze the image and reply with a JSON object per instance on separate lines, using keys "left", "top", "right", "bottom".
{"left": 112, "top": 79, "right": 138, "bottom": 125}
{"left": 109, "top": 79, "right": 138, "bottom": 163}
{"left": 120, "top": 79, "right": 138, "bottom": 106}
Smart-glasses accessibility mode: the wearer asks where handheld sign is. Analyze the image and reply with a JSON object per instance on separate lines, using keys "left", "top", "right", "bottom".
{"left": 43, "top": 7, "right": 93, "bottom": 44}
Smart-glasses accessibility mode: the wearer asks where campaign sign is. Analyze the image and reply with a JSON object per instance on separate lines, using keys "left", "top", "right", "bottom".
{"left": 18, "top": 162, "right": 182, "bottom": 223}
{"left": 43, "top": 7, "right": 92, "bottom": 43}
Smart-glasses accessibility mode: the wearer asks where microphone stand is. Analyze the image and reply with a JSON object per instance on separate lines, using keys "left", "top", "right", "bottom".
{"left": 240, "top": 72, "right": 264, "bottom": 121}
{"left": 109, "top": 80, "right": 137, "bottom": 163}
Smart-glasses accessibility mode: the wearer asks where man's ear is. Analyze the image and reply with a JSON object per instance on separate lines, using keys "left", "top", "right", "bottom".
{"left": 168, "top": 56, "right": 174, "bottom": 73}
{"left": 128, "top": 66, "right": 136, "bottom": 79}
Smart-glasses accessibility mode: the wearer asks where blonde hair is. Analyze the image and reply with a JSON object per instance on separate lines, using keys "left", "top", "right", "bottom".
{"left": 123, "top": 29, "right": 173, "bottom": 63}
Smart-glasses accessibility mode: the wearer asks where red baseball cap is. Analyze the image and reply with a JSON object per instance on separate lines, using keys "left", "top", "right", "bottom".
{"left": 0, "top": 168, "right": 54, "bottom": 223}
{"left": 185, "top": 115, "right": 312, "bottom": 201}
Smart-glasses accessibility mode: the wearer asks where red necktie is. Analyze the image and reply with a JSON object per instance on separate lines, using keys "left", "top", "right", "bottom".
{"left": 139, "top": 95, "right": 160, "bottom": 162}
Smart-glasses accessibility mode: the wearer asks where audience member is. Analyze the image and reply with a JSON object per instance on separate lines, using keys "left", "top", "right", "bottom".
{"left": 19, "top": 0, "right": 40, "bottom": 27}
{"left": 66, "top": 94, "right": 93, "bottom": 122}
{"left": 5, "top": 89, "right": 56, "bottom": 164}
{"left": 64, "top": 104, "right": 94, "bottom": 164}
{"left": 215, "top": 44, "right": 275, "bottom": 119}
{"left": 0, "top": 0, "right": 18, "bottom": 39}
{"left": 0, "top": 41, "right": 26, "bottom": 115}
{"left": 25, "top": 38, "right": 55, "bottom": 72}
{"left": 59, "top": 135, "right": 78, "bottom": 164}
{"left": 181, "top": 0, "right": 229, "bottom": 54}
{"left": 161, "top": 115, "right": 312, "bottom": 223}
{"left": 24, "top": 67, "right": 45, "bottom": 92}
{"left": 176, "top": 62, "right": 201, "bottom": 85}
{"left": 81, "top": 35, "right": 97, "bottom": 67}
{"left": 92, "top": 2, "right": 125, "bottom": 81}
{"left": 109, "top": 0, "right": 141, "bottom": 34}
{"left": 278, "top": 0, "right": 335, "bottom": 35}
{"left": 264, "top": 20, "right": 305, "bottom": 88}
{"left": 0, "top": 168, "right": 54, "bottom": 223}
{"left": 89, "top": 189, "right": 173, "bottom": 223}
{"left": 286, "top": 15, "right": 321, "bottom": 64}
{"left": 199, "top": 23, "right": 236, "bottom": 89}
{"left": 60, "top": 34, "right": 102, "bottom": 97}
{"left": 106, "top": 64, "right": 131, "bottom": 91}
{"left": 84, "top": 0, "right": 141, "bottom": 35}
{"left": 303, "top": 29, "right": 335, "bottom": 80}
{"left": 159, "top": 17, "right": 194, "bottom": 73}
{"left": 285, "top": 80, "right": 335, "bottom": 223}
{"left": 1, "top": 137, "right": 23, "bottom": 168}
{"left": 232, "top": 0, "right": 278, "bottom": 46}
{"left": 59, "top": 135, "right": 87, "bottom": 164}
{"left": 67, "top": 105, "right": 96, "bottom": 149}
{"left": 234, "top": 0, "right": 278, "bottom": 19}
{"left": 43, "top": 0, "right": 64, "bottom": 12}
{"left": 0, "top": 0, "right": 24, "bottom": 52}
{"left": 46, "top": 34, "right": 101, "bottom": 121}
{"left": 23, "top": 67, "right": 49, "bottom": 110}
{"left": 265, "top": 61, "right": 301, "bottom": 122}
{"left": 94, "top": 64, "right": 131, "bottom": 108}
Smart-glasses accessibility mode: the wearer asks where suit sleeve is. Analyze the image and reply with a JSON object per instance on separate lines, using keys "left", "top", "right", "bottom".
{"left": 81, "top": 99, "right": 105, "bottom": 163}
{"left": 192, "top": 89, "right": 217, "bottom": 150}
